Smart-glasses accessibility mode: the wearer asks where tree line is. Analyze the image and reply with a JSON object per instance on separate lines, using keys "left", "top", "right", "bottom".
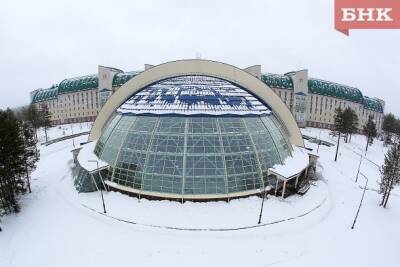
{"left": 332, "top": 108, "right": 400, "bottom": 208}
{"left": 379, "top": 113, "right": 400, "bottom": 208}
{"left": 332, "top": 106, "right": 373, "bottom": 161}
{"left": 0, "top": 104, "right": 48, "bottom": 229}
{"left": 15, "top": 103, "right": 52, "bottom": 142}
{"left": 382, "top": 113, "right": 400, "bottom": 145}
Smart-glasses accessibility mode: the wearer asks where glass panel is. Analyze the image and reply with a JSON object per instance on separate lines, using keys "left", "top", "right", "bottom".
{"left": 222, "top": 134, "right": 253, "bottom": 153}
{"left": 94, "top": 114, "right": 121, "bottom": 156}
{"left": 143, "top": 174, "right": 182, "bottom": 194}
{"left": 262, "top": 116, "right": 291, "bottom": 160}
{"left": 145, "top": 154, "right": 183, "bottom": 176}
{"left": 95, "top": 112, "right": 292, "bottom": 197}
{"left": 218, "top": 118, "right": 246, "bottom": 133}
{"left": 149, "top": 135, "right": 185, "bottom": 154}
{"left": 186, "top": 135, "right": 221, "bottom": 154}
{"left": 130, "top": 116, "right": 158, "bottom": 132}
{"left": 156, "top": 117, "right": 186, "bottom": 134}
{"left": 187, "top": 117, "right": 219, "bottom": 134}
{"left": 123, "top": 133, "right": 151, "bottom": 151}
{"left": 101, "top": 129, "right": 125, "bottom": 164}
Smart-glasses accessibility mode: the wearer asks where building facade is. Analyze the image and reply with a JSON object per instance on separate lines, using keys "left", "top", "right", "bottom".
{"left": 30, "top": 66, "right": 138, "bottom": 125}
{"left": 75, "top": 59, "right": 310, "bottom": 201}
{"left": 261, "top": 70, "right": 384, "bottom": 132}
{"left": 30, "top": 63, "right": 384, "bottom": 132}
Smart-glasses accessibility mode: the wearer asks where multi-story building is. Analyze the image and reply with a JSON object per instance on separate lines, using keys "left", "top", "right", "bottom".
{"left": 261, "top": 70, "right": 384, "bottom": 132}
{"left": 30, "top": 67, "right": 137, "bottom": 125}
{"left": 30, "top": 63, "right": 384, "bottom": 132}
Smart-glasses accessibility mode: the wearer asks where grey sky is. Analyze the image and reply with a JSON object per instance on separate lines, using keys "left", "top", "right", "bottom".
{"left": 0, "top": 0, "right": 399, "bottom": 115}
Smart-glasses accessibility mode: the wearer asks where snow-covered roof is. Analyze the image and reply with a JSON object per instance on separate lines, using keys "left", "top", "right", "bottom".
{"left": 117, "top": 75, "right": 271, "bottom": 116}
{"left": 77, "top": 141, "right": 108, "bottom": 172}
{"left": 269, "top": 146, "right": 310, "bottom": 179}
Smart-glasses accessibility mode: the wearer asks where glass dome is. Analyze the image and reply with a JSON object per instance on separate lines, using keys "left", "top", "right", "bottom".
{"left": 93, "top": 75, "right": 293, "bottom": 199}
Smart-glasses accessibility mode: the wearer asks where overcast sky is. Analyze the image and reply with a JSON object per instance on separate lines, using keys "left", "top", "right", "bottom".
{"left": 0, "top": 0, "right": 399, "bottom": 115}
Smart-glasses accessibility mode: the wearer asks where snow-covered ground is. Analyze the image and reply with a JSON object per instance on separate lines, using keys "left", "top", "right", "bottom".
{"left": 36, "top": 122, "right": 93, "bottom": 143}
{"left": 0, "top": 126, "right": 399, "bottom": 267}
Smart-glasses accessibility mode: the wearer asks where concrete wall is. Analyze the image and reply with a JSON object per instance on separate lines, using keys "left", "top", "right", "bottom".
{"left": 98, "top": 66, "right": 121, "bottom": 107}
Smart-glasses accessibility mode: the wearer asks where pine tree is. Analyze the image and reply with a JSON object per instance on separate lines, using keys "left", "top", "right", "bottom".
{"left": 349, "top": 108, "right": 359, "bottom": 142}
{"left": 341, "top": 107, "right": 358, "bottom": 143}
{"left": 363, "top": 115, "right": 377, "bottom": 153}
{"left": 21, "top": 122, "right": 40, "bottom": 193}
{"left": 333, "top": 107, "right": 346, "bottom": 161}
{"left": 379, "top": 139, "right": 400, "bottom": 208}
{"left": 0, "top": 109, "right": 26, "bottom": 214}
{"left": 382, "top": 113, "right": 397, "bottom": 145}
{"left": 39, "top": 104, "right": 52, "bottom": 142}
{"left": 21, "top": 104, "right": 41, "bottom": 142}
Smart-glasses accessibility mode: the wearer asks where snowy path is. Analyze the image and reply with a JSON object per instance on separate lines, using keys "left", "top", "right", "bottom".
{"left": 1, "top": 128, "right": 399, "bottom": 267}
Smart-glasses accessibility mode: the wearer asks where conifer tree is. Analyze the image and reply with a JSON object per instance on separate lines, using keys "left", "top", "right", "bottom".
{"left": 333, "top": 107, "right": 346, "bottom": 161}
{"left": 342, "top": 107, "right": 359, "bottom": 143}
{"left": 0, "top": 109, "right": 26, "bottom": 213}
{"left": 363, "top": 115, "right": 377, "bottom": 153}
{"left": 21, "top": 122, "right": 40, "bottom": 193}
{"left": 39, "top": 104, "right": 52, "bottom": 142}
{"left": 379, "top": 139, "right": 400, "bottom": 208}
{"left": 22, "top": 104, "right": 41, "bottom": 142}
{"left": 382, "top": 113, "right": 397, "bottom": 145}
{"left": 349, "top": 108, "right": 359, "bottom": 142}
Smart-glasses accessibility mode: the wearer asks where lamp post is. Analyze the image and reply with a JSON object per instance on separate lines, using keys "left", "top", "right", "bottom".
{"left": 258, "top": 185, "right": 271, "bottom": 224}
{"left": 355, "top": 150, "right": 363, "bottom": 183}
{"left": 351, "top": 172, "right": 368, "bottom": 230}
{"left": 71, "top": 124, "right": 75, "bottom": 148}
{"left": 88, "top": 160, "right": 106, "bottom": 214}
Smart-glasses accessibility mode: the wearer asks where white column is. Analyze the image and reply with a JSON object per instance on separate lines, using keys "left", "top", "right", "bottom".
{"left": 282, "top": 180, "right": 287, "bottom": 198}
{"left": 275, "top": 178, "right": 279, "bottom": 195}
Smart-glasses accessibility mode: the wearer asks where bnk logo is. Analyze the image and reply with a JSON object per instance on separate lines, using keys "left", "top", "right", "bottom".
{"left": 335, "top": 0, "right": 400, "bottom": 35}
{"left": 342, "top": 8, "right": 393, "bottom": 21}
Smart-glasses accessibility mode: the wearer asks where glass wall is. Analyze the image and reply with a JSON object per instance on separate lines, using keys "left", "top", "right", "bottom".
{"left": 95, "top": 115, "right": 292, "bottom": 196}
{"left": 72, "top": 162, "right": 105, "bottom": 193}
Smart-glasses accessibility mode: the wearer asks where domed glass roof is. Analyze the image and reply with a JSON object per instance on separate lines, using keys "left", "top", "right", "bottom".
{"left": 93, "top": 75, "right": 293, "bottom": 199}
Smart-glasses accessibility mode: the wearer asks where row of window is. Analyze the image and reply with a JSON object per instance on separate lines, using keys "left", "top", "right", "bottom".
{"left": 273, "top": 88, "right": 383, "bottom": 130}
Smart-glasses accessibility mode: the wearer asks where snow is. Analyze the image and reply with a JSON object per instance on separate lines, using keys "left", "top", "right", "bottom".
{"left": 270, "top": 146, "right": 310, "bottom": 178}
{"left": 0, "top": 126, "right": 399, "bottom": 267}
{"left": 118, "top": 75, "right": 271, "bottom": 116}
{"left": 76, "top": 141, "right": 108, "bottom": 172}
{"left": 79, "top": 182, "right": 327, "bottom": 229}
{"left": 36, "top": 122, "right": 93, "bottom": 143}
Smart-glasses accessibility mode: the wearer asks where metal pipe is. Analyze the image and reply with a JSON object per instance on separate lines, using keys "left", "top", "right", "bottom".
{"left": 355, "top": 151, "right": 363, "bottom": 183}
{"left": 258, "top": 186, "right": 271, "bottom": 224}
{"left": 351, "top": 172, "right": 368, "bottom": 230}
{"left": 88, "top": 160, "right": 107, "bottom": 214}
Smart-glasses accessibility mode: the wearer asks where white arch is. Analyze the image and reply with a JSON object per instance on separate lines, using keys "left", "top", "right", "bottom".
{"left": 89, "top": 59, "right": 304, "bottom": 146}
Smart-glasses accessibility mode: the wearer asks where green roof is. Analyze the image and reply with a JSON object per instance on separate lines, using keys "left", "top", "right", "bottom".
{"left": 308, "top": 78, "right": 364, "bottom": 104}
{"left": 58, "top": 74, "right": 98, "bottom": 94}
{"left": 261, "top": 73, "right": 293, "bottom": 89}
{"left": 31, "top": 70, "right": 383, "bottom": 114}
{"left": 363, "top": 96, "right": 383, "bottom": 113}
{"left": 112, "top": 71, "right": 139, "bottom": 87}
{"left": 262, "top": 73, "right": 366, "bottom": 105}
{"left": 32, "top": 86, "right": 58, "bottom": 103}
